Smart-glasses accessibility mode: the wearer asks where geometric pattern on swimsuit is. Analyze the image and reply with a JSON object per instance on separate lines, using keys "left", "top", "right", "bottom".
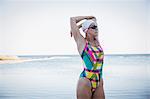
{"left": 80, "top": 40, "right": 104, "bottom": 93}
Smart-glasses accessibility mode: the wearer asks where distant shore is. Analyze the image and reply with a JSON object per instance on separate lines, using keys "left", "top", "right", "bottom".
{"left": 0, "top": 55, "right": 30, "bottom": 64}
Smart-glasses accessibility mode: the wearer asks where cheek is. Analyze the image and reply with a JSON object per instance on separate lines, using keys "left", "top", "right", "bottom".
{"left": 89, "top": 29, "right": 94, "bottom": 33}
{"left": 87, "top": 29, "right": 91, "bottom": 34}
{"left": 91, "top": 29, "right": 95, "bottom": 34}
{"left": 88, "top": 29, "right": 95, "bottom": 35}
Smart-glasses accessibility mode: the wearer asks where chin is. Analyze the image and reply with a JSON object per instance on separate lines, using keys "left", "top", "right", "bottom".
{"left": 94, "top": 33, "right": 98, "bottom": 36}
{"left": 94, "top": 35, "right": 98, "bottom": 37}
{"left": 93, "top": 34, "right": 98, "bottom": 37}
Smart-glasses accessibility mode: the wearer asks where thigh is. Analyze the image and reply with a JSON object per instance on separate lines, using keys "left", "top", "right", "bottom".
{"left": 92, "top": 79, "right": 105, "bottom": 99}
{"left": 76, "top": 77, "right": 92, "bottom": 99}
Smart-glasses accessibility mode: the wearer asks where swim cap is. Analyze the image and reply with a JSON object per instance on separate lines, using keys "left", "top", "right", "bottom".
{"left": 82, "top": 19, "right": 96, "bottom": 33}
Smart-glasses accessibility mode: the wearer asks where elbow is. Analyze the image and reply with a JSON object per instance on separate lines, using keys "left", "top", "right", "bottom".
{"left": 70, "top": 17, "right": 73, "bottom": 23}
{"left": 70, "top": 17, "right": 74, "bottom": 20}
{"left": 70, "top": 17, "right": 75, "bottom": 22}
{"left": 70, "top": 17, "right": 73, "bottom": 20}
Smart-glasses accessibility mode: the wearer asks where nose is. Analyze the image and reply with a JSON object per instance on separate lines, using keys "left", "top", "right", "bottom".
{"left": 95, "top": 28, "right": 98, "bottom": 32}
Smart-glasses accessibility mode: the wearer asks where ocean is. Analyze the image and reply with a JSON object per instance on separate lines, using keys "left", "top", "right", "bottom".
{"left": 0, "top": 55, "right": 149, "bottom": 99}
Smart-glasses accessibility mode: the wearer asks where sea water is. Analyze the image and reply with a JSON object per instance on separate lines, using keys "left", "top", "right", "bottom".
{"left": 0, "top": 55, "right": 149, "bottom": 99}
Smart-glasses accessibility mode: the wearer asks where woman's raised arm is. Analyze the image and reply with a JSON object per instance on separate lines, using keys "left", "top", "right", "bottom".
{"left": 70, "top": 16, "right": 95, "bottom": 45}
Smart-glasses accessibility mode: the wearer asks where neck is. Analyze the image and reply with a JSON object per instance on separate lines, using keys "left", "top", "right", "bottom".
{"left": 86, "top": 35, "right": 99, "bottom": 46}
{"left": 86, "top": 36, "right": 98, "bottom": 42}
{"left": 87, "top": 37, "right": 95, "bottom": 42}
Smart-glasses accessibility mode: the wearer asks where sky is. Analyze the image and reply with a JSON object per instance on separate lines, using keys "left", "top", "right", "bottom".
{"left": 0, "top": 0, "right": 149, "bottom": 55}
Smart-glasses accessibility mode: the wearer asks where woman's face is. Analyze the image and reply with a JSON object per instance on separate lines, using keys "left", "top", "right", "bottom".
{"left": 87, "top": 23, "right": 98, "bottom": 37}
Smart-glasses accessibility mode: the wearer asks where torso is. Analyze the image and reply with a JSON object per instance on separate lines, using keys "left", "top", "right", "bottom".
{"left": 79, "top": 39, "right": 104, "bottom": 92}
{"left": 79, "top": 39, "right": 104, "bottom": 71}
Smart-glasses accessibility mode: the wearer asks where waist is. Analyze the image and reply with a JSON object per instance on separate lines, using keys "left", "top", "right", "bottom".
{"left": 84, "top": 68, "right": 100, "bottom": 73}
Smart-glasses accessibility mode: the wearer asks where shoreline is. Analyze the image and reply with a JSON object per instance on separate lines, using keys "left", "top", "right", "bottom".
{"left": 0, "top": 55, "right": 30, "bottom": 64}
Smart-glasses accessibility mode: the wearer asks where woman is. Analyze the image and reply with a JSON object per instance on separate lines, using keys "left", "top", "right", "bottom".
{"left": 70, "top": 16, "right": 105, "bottom": 99}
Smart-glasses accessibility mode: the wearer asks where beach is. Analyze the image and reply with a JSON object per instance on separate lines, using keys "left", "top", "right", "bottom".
{"left": 0, "top": 55, "right": 149, "bottom": 99}
{"left": 0, "top": 55, "right": 28, "bottom": 64}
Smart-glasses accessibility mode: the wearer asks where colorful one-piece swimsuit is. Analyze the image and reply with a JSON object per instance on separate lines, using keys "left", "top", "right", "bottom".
{"left": 80, "top": 40, "right": 104, "bottom": 93}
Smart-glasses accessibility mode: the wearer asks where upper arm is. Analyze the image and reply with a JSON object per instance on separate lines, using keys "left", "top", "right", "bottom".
{"left": 70, "top": 17, "right": 85, "bottom": 46}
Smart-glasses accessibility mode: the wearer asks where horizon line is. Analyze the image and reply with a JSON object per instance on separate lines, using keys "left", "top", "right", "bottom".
{"left": 16, "top": 53, "right": 150, "bottom": 56}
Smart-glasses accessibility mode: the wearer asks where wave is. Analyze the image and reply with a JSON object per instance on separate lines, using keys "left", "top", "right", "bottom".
{"left": 25, "top": 56, "right": 71, "bottom": 62}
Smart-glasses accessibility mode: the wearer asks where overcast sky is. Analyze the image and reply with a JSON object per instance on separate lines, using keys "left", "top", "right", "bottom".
{"left": 0, "top": 0, "right": 149, "bottom": 55}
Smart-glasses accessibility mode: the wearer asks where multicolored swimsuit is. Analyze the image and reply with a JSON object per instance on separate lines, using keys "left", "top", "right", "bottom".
{"left": 80, "top": 40, "right": 104, "bottom": 92}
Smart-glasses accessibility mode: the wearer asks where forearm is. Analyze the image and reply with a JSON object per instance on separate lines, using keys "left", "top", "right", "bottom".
{"left": 70, "top": 16, "right": 95, "bottom": 23}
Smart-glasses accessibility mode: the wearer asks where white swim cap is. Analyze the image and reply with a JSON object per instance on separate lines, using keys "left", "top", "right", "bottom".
{"left": 82, "top": 19, "right": 96, "bottom": 33}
